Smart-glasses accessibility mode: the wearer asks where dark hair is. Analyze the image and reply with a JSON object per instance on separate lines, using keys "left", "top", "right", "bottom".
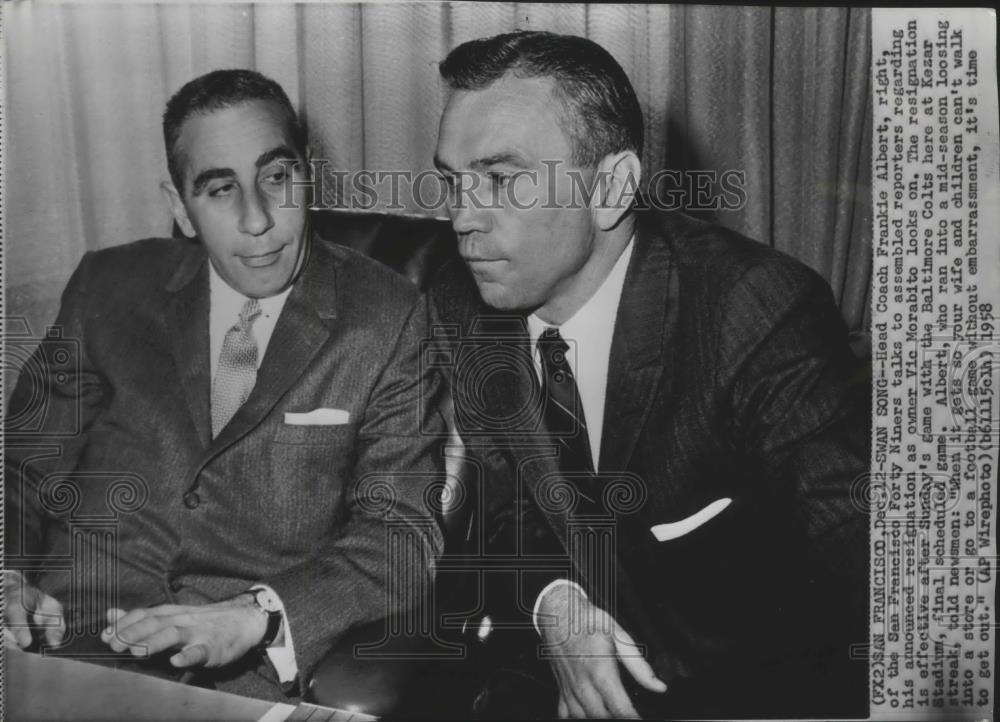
{"left": 439, "top": 30, "right": 643, "bottom": 167}
{"left": 162, "top": 68, "right": 305, "bottom": 189}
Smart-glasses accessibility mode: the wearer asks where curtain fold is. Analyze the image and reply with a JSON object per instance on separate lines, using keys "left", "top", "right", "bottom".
{"left": 4, "top": 2, "right": 873, "bottom": 342}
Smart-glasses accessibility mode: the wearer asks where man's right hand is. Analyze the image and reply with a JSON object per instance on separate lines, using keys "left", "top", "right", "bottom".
{"left": 3, "top": 570, "right": 66, "bottom": 649}
{"left": 537, "top": 583, "right": 667, "bottom": 718}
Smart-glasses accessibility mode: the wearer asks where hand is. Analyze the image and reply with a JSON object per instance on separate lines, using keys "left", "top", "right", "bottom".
{"left": 537, "top": 584, "right": 667, "bottom": 719}
{"left": 100, "top": 595, "right": 267, "bottom": 668}
{"left": 3, "top": 570, "right": 66, "bottom": 649}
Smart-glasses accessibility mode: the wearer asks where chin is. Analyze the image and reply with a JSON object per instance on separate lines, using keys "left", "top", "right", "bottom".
{"left": 470, "top": 281, "right": 502, "bottom": 307}
{"left": 476, "top": 288, "right": 530, "bottom": 313}
{"left": 245, "top": 270, "right": 296, "bottom": 299}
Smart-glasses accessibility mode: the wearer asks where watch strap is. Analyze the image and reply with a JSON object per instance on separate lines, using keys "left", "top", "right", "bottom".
{"left": 247, "top": 589, "right": 283, "bottom": 649}
{"left": 258, "top": 607, "right": 282, "bottom": 649}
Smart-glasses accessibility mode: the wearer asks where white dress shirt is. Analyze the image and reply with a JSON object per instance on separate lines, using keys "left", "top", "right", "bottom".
{"left": 208, "top": 263, "right": 297, "bottom": 682}
{"left": 526, "top": 240, "right": 634, "bottom": 629}
{"left": 526, "top": 239, "right": 634, "bottom": 469}
{"left": 209, "top": 265, "right": 292, "bottom": 378}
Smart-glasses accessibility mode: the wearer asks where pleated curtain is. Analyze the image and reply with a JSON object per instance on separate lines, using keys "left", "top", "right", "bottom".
{"left": 4, "top": 2, "right": 872, "bottom": 350}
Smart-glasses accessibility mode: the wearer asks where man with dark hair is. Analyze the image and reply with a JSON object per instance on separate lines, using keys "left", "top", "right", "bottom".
{"left": 161, "top": 69, "right": 307, "bottom": 191}
{"left": 438, "top": 30, "right": 644, "bottom": 168}
{"left": 4, "top": 68, "right": 445, "bottom": 701}
{"left": 430, "top": 30, "right": 868, "bottom": 719}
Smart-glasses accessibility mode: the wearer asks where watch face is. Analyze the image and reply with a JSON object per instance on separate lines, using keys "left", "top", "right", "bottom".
{"left": 254, "top": 588, "right": 282, "bottom": 613}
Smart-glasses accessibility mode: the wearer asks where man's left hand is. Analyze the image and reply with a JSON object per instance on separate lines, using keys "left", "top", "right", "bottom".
{"left": 538, "top": 583, "right": 667, "bottom": 718}
{"left": 100, "top": 595, "right": 267, "bottom": 668}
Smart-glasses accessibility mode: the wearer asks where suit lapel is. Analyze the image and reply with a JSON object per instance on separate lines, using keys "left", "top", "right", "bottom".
{"left": 207, "top": 237, "right": 337, "bottom": 459}
{"left": 599, "top": 216, "right": 676, "bottom": 474}
{"left": 443, "top": 250, "right": 670, "bottom": 652}
{"left": 165, "top": 242, "right": 213, "bottom": 448}
{"left": 591, "top": 215, "right": 678, "bottom": 657}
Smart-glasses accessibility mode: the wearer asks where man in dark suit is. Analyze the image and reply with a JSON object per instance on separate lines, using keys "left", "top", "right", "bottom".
{"left": 429, "top": 31, "right": 869, "bottom": 719}
{"left": 4, "top": 69, "right": 445, "bottom": 701}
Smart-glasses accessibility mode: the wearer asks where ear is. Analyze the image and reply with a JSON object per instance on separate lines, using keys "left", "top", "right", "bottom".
{"left": 161, "top": 181, "right": 196, "bottom": 238}
{"left": 593, "top": 150, "right": 642, "bottom": 231}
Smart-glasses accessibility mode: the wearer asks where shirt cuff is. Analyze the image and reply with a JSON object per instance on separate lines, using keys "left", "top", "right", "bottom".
{"left": 251, "top": 584, "right": 298, "bottom": 684}
{"left": 532, "top": 579, "right": 588, "bottom": 635}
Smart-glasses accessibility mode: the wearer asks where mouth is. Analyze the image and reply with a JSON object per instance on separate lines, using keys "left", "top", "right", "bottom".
{"left": 240, "top": 247, "right": 284, "bottom": 268}
{"left": 461, "top": 255, "right": 505, "bottom": 265}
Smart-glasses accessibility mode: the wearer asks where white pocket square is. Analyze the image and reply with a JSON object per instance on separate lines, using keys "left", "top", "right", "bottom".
{"left": 283, "top": 408, "right": 350, "bottom": 426}
{"left": 650, "top": 497, "right": 732, "bottom": 542}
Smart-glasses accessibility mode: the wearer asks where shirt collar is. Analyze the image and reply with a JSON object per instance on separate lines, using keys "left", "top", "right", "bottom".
{"left": 208, "top": 261, "right": 293, "bottom": 319}
{"left": 527, "top": 237, "right": 635, "bottom": 350}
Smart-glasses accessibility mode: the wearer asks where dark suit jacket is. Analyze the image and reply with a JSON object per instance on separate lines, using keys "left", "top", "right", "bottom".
{"left": 429, "top": 209, "right": 870, "bottom": 719}
{"left": 5, "top": 234, "right": 446, "bottom": 700}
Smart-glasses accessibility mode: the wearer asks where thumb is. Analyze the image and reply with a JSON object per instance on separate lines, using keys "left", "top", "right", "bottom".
{"left": 32, "top": 593, "right": 66, "bottom": 647}
{"left": 5, "top": 628, "right": 25, "bottom": 649}
{"left": 612, "top": 622, "right": 667, "bottom": 693}
{"left": 101, "top": 608, "right": 127, "bottom": 644}
{"left": 171, "top": 643, "right": 209, "bottom": 668}
{"left": 4, "top": 593, "right": 33, "bottom": 648}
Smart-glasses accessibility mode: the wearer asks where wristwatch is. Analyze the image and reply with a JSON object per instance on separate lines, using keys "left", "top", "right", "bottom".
{"left": 247, "top": 587, "right": 283, "bottom": 649}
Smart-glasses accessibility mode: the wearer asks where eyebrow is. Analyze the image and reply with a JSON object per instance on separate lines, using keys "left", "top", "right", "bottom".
{"left": 472, "top": 152, "right": 531, "bottom": 170}
{"left": 433, "top": 150, "right": 531, "bottom": 173}
{"left": 191, "top": 167, "right": 235, "bottom": 196}
{"left": 189, "top": 145, "right": 301, "bottom": 196}
{"left": 256, "top": 146, "right": 300, "bottom": 170}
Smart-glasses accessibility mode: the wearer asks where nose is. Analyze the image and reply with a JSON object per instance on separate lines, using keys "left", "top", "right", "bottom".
{"left": 448, "top": 175, "right": 492, "bottom": 236}
{"left": 238, "top": 186, "right": 274, "bottom": 236}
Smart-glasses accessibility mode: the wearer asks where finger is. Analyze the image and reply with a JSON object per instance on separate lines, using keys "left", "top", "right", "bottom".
{"left": 573, "top": 679, "right": 612, "bottom": 719}
{"left": 108, "top": 615, "right": 182, "bottom": 654}
{"left": 565, "top": 660, "right": 608, "bottom": 719}
{"left": 42, "top": 617, "right": 66, "bottom": 647}
{"left": 12, "top": 626, "right": 32, "bottom": 649}
{"left": 4, "top": 628, "right": 24, "bottom": 648}
{"left": 104, "top": 616, "right": 154, "bottom": 652}
{"left": 33, "top": 593, "right": 66, "bottom": 646}
{"left": 103, "top": 608, "right": 150, "bottom": 642}
{"left": 101, "top": 609, "right": 128, "bottom": 644}
{"left": 103, "top": 609, "right": 184, "bottom": 648}
{"left": 587, "top": 658, "right": 640, "bottom": 719}
{"left": 171, "top": 643, "right": 209, "bottom": 668}
{"left": 597, "top": 676, "right": 640, "bottom": 719}
{"left": 140, "top": 604, "right": 186, "bottom": 617}
{"left": 4, "top": 599, "right": 33, "bottom": 648}
{"left": 566, "top": 694, "right": 593, "bottom": 719}
{"left": 104, "top": 604, "right": 183, "bottom": 638}
{"left": 133, "top": 626, "right": 183, "bottom": 657}
{"left": 613, "top": 625, "right": 667, "bottom": 693}
{"left": 557, "top": 697, "right": 568, "bottom": 719}
{"left": 564, "top": 697, "right": 586, "bottom": 719}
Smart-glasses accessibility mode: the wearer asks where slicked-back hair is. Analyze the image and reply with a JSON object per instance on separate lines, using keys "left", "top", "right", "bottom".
{"left": 439, "top": 30, "right": 644, "bottom": 168}
{"left": 162, "top": 68, "right": 305, "bottom": 190}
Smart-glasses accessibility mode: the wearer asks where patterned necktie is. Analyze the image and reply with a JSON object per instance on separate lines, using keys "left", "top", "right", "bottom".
{"left": 211, "top": 298, "right": 262, "bottom": 437}
{"left": 538, "top": 327, "right": 594, "bottom": 474}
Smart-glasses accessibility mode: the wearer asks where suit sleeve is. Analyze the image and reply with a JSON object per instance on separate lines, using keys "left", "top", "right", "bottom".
{"left": 720, "top": 259, "right": 869, "bottom": 613}
{"left": 5, "top": 253, "right": 109, "bottom": 572}
{"left": 261, "top": 295, "right": 447, "bottom": 690}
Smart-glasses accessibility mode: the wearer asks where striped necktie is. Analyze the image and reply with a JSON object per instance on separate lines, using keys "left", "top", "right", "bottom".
{"left": 538, "top": 327, "right": 594, "bottom": 474}
{"left": 211, "top": 298, "right": 262, "bottom": 437}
